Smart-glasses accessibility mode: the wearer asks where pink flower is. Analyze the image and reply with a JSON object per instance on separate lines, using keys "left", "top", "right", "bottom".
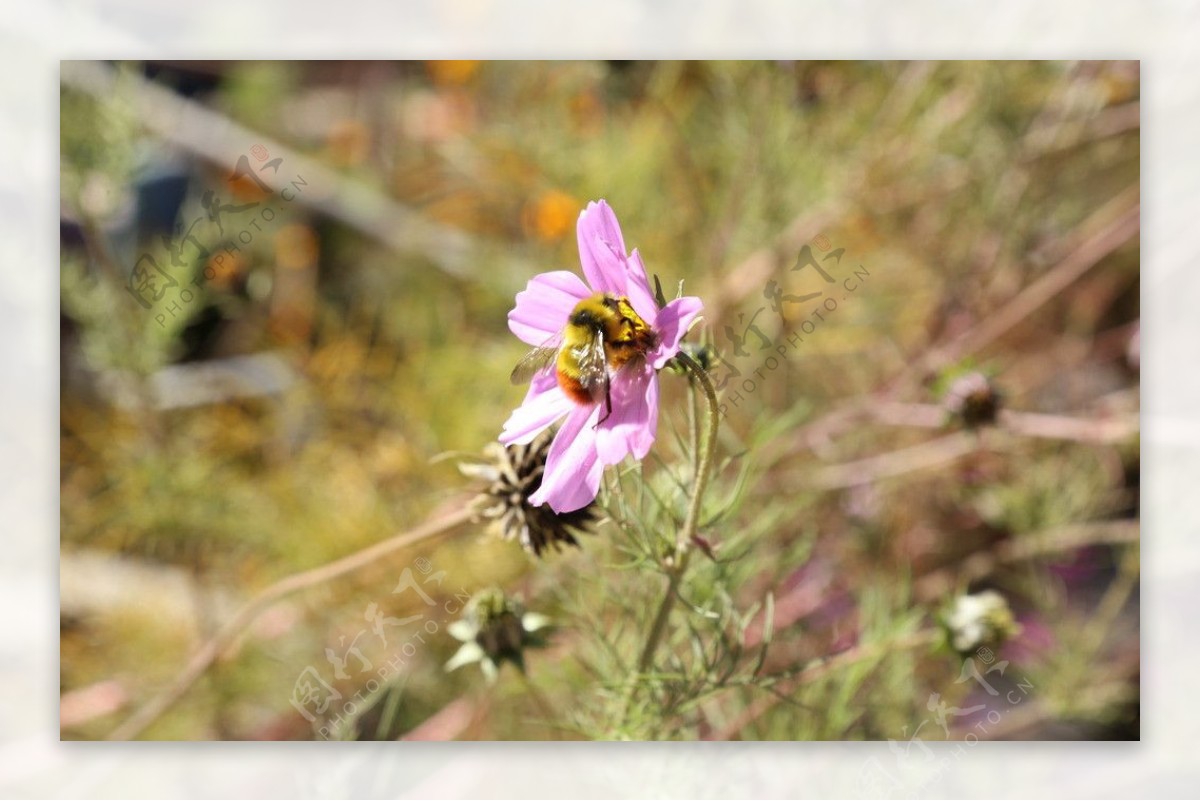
{"left": 500, "top": 200, "right": 704, "bottom": 513}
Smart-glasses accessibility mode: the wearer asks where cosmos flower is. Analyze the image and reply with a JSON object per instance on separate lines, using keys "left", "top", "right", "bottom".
{"left": 501, "top": 200, "right": 704, "bottom": 513}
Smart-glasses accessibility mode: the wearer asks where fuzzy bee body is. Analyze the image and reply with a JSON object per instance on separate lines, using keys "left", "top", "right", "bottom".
{"left": 511, "top": 293, "right": 658, "bottom": 417}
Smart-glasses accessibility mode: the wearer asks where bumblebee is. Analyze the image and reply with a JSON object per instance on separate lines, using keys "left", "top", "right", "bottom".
{"left": 511, "top": 293, "right": 659, "bottom": 421}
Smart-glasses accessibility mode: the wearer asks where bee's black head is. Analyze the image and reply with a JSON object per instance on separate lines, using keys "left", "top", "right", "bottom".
{"left": 569, "top": 307, "right": 602, "bottom": 328}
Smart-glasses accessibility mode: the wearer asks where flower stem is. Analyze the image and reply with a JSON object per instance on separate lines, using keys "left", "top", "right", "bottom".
{"left": 635, "top": 351, "right": 720, "bottom": 674}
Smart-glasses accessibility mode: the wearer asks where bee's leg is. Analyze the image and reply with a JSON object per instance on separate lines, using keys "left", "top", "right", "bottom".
{"left": 595, "top": 385, "right": 613, "bottom": 427}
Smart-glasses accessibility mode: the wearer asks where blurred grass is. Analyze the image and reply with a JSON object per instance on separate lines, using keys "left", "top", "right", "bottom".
{"left": 60, "top": 60, "right": 1138, "bottom": 741}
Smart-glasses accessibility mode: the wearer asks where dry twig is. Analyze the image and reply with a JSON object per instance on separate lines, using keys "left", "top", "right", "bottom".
{"left": 106, "top": 506, "right": 473, "bottom": 741}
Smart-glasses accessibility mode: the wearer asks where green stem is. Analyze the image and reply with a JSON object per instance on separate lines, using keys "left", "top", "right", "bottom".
{"left": 635, "top": 351, "right": 721, "bottom": 673}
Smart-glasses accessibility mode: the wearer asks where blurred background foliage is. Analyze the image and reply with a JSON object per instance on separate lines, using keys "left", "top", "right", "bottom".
{"left": 60, "top": 60, "right": 1139, "bottom": 742}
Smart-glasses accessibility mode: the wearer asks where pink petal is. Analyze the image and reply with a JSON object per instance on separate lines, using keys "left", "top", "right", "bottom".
{"left": 650, "top": 296, "right": 705, "bottom": 369}
{"left": 576, "top": 200, "right": 628, "bottom": 296}
{"left": 529, "top": 404, "right": 604, "bottom": 513}
{"left": 500, "top": 375, "right": 574, "bottom": 445}
{"left": 640, "top": 373, "right": 659, "bottom": 458}
{"left": 625, "top": 249, "right": 659, "bottom": 325}
{"left": 508, "top": 270, "right": 591, "bottom": 347}
{"left": 595, "top": 365, "right": 658, "bottom": 464}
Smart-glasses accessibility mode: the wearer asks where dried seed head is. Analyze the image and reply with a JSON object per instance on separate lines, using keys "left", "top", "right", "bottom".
{"left": 445, "top": 588, "right": 552, "bottom": 682}
{"left": 460, "top": 428, "right": 600, "bottom": 557}
{"left": 943, "top": 371, "right": 1002, "bottom": 428}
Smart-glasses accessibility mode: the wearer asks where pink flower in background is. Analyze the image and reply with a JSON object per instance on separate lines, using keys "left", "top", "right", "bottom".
{"left": 1007, "top": 613, "right": 1056, "bottom": 666}
{"left": 501, "top": 200, "right": 704, "bottom": 513}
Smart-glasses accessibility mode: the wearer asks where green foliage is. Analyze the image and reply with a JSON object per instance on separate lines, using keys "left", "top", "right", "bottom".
{"left": 61, "top": 60, "right": 1139, "bottom": 742}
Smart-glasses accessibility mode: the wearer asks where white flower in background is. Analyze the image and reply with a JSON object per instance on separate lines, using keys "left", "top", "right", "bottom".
{"left": 445, "top": 588, "right": 552, "bottom": 683}
{"left": 944, "top": 590, "right": 1020, "bottom": 653}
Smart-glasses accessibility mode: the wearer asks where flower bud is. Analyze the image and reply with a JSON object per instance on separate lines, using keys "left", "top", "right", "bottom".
{"left": 445, "top": 588, "right": 552, "bottom": 682}
{"left": 943, "top": 371, "right": 1002, "bottom": 428}
{"left": 943, "top": 590, "right": 1020, "bottom": 653}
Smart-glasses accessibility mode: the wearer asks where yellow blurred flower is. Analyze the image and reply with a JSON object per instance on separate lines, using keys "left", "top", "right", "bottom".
{"left": 425, "top": 60, "right": 481, "bottom": 87}
{"left": 522, "top": 190, "right": 579, "bottom": 242}
{"left": 202, "top": 249, "right": 248, "bottom": 290}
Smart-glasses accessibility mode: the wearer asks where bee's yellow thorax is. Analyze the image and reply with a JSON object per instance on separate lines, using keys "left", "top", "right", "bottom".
{"left": 566, "top": 293, "right": 656, "bottom": 364}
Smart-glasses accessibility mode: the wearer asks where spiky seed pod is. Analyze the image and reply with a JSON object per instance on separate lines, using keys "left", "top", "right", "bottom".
{"left": 943, "top": 371, "right": 1002, "bottom": 428}
{"left": 459, "top": 428, "right": 600, "bottom": 557}
{"left": 445, "top": 588, "right": 552, "bottom": 682}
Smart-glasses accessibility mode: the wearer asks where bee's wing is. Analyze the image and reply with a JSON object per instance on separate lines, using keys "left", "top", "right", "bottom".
{"left": 510, "top": 335, "right": 562, "bottom": 385}
{"left": 574, "top": 326, "right": 611, "bottom": 404}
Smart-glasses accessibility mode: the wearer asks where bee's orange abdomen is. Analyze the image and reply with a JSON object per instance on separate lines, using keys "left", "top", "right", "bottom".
{"left": 557, "top": 369, "right": 596, "bottom": 406}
